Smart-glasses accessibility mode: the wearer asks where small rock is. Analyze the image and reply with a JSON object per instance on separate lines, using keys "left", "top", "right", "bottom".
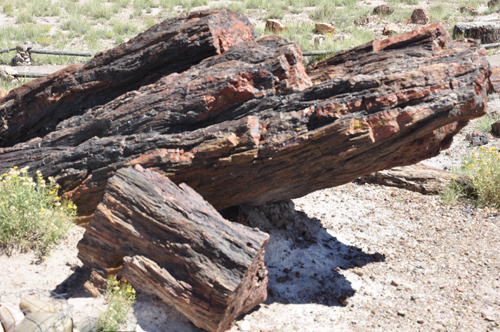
{"left": 411, "top": 295, "right": 420, "bottom": 301}
{"left": 492, "top": 121, "right": 500, "bottom": 136}
{"left": 312, "top": 34, "right": 324, "bottom": 46}
{"left": 457, "top": 286, "right": 464, "bottom": 292}
{"left": 354, "top": 16, "right": 377, "bottom": 26}
{"left": 373, "top": 5, "right": 394, "bottom": 15}
{"left": 391, "top": 280, "right": 399, "bottom": 286}
{"left": 315, "top": 22, "right": 335, "bottom": 34}
{"left": 397, "top": 310, "right": 407, "bottom": 316}
{"left": 411, "top": 8, "right": 430, "bottom": 25}
{"left": 401, "top": 294, "right": 410, "bottom": 300}
{"left": 237, "top": 320, "right": 251, "bottom": 331}
{"left": 265, "top": 19, "right": 288, "bottom": 33}
{"left": 460, "top": 5, "right": 480, "bottom": 16}
{"left": 277, "top": 276, "right": 287, "bottom": 283}
{"left": 353, "top": 269, "right": 364, "bottom": 277}
{"left": 295, "top": 271, "right": 301, "bottom": 278}
{"left": 488, "top": 0, "right": 500, "bottom": 8}
{"left": 466, "top": 131, "right": 493, "bottom": 146}
{"left": 417, "top": 319, "right": 425, "bottom": 324}
{"left": 383, "top": 24, "right": 399, "bottom": 36}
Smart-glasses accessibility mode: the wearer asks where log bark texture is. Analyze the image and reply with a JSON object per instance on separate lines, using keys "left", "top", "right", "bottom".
{"left": 452, "top": 22, "right": 500, "bottom": 44}
{"left": 0, "top": 22, "right": 491, "bottom": 225}
{"left": 0, "top": 9, "right": 256, "bottom": 147}
{"left": 77, "top": 165, "right": 269, "bottom": 332}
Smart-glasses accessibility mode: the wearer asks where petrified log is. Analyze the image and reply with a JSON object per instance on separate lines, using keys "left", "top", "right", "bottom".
{"left": 358, "top": 163, "right": 468, "bottom": 194}
{"left": 77, "top": 165, "right": 269, "bottom": 332}
{"left": 0, "top": 8, "right": 256, "bottom": 148}
{"left": 453, "top": 22, "right": 500, "bottom": 44}
{"left": 0, "top": 23, "right": 490, "bottom": 225}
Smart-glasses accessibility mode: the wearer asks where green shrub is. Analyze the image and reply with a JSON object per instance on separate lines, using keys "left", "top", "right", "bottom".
{"left": 445, "top": 147, "right": 500, "bottom": 207}
{"left": 471, "top": 113, "right": 500, "bottom": 134}
{"left": 0, "top": 166, "right": 76, "bottom": 255}
{"left": 95, "top": 276, "right": 136, "bottom": 332}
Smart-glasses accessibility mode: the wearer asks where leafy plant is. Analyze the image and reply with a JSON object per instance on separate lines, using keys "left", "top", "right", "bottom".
{"left": 471, "top": 113, "right": 500, "bottom": 134}
{"left": 95, "top": 276, "right": 137, "bottom": 332}
{"left": 445, "top": 147, "right": 500, "bottom": 208}
{"left": 0, "top": 166, "right": 76, "bottom": 255}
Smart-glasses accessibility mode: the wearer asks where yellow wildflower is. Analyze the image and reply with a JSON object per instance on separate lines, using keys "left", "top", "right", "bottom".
{"left": 40, "top": 208, "right": 45, "bottom": 212}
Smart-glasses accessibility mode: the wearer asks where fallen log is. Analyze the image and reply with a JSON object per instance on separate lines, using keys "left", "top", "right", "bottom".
{"left": 0, "top": 22, "right": 490, "bottom": 225}
{"left": 0, "top": 8, "right": 256, "bottom": 148}
{"left": 358, "top": 163, "right": 469, "bottom": 194}
{"left": 77, "top": 165, "right": 270, "bottom": 332}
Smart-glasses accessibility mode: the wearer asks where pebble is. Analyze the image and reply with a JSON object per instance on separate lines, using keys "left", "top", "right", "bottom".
{"left": 237, "top": 320, "right": 251, "bottom": 331}
{"left": 397, "top": 310, "right": 406, "bottom": 316}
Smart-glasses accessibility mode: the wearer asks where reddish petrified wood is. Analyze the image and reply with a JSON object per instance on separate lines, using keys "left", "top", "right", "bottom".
{"left": 77, "top": 165, "right": 269, "bottom": 332}
{"left": 0, "top": 9, "right": 256, "bottom": 148}
{"left": 0, "top": 23, "right": 490, "bottom": 225}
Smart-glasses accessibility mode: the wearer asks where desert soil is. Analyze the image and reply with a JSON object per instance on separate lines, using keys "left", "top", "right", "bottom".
{"left": 1, "top": 98, "right": 499, "bottom": 332}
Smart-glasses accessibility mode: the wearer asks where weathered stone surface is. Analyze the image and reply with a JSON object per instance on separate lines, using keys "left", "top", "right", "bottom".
{"left": 465, "top": 130, "right": 494, "bottom": 146}
{"left": 0, "top": 23, "right": 490, "bottom": 225}
{"left": 373, "top": 5, "right": 393, "bottom": 15}
{"left": 354, "top": 16, "right": 377, "bottom": 26}
{"left": 460, "top": 5, "right": 480, "bottom": 16}
{"left": 78, "top": 165, "right": 269, "bottom": 332}
{"left": 453, "top": 22, "right": 500, "bottom": 44}
{"left": 488, "top": 0, "right": 500, "bottom": 8}
{"left": 358, "top": 163, "right": 468, "bottom": 194}
{"left": 411, "top": 8, "right": 430, "bottom": 25}
{"left": 383, "top": 23, "right": 399, "bottom": 36}
{"left": 492, "top": 120, "right": 500, "bottom": 136}
{"left": 0, "top": 9, "right": 257, "bottom": 148}
{"left": 490, "top": 67, "right": 500, "bottom": 93}
{"left": 315, "top": 22, "right": 335, "bottom": 34}
{"left": 265, "top": 19, "right": 288, "bottom": 33}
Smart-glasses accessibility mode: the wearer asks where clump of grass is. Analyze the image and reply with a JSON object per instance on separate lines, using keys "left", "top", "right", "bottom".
{"left": 95, "top": 276, "right": 136, "bottom": 332}
{"left": 0, "top": 166, "right": 76, "bottom": 255}
{"left": 444, "top": 147, "right": 500, "bottom": 208}
{"left": 471, "top": 113, "right": 500, "bottom": 134}
{"left": 16, "top": 10, "right": 35, "bottom": 24}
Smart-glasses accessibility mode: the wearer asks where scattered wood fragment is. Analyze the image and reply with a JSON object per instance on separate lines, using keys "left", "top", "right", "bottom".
{"left": 78, "top": 165, "right": 270, "bottom": 332}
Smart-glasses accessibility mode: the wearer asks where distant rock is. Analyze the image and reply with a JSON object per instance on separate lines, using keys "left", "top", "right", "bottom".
{"left": 465, "top": 130, "right": 494, "bottom": 146}
{"left": 265, "top": 19, "right": 288, "bottom": 33}
{"left": 492, "top": 120, "right": 500, "bottom": 136}
{"left": 373, "top": 5, "right": 393, "bottom": 15}
{"left": 411, "top": 8, "right": 430, "bottom": 25}
{"left": 460, "top": 5, "right": 480, "bottom": 16}
{"left": 488, "top": 0, "right": 500, "bottom": 8}
{"left": 383, "top": 24, "right": 399, "bottom": 36}
{"left": 453, "top": 22, "right": 500, "bottom": 44}
{"left": 315, "top": 22, "right": 335, "bottom": 34}
{"left": 354, "top": 16, "right": 377, "bottom": 25}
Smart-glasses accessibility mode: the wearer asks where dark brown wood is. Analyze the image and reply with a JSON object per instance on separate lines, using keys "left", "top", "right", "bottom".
{"left": 453, "top": 22, "right": 500, "bottom": 44}
{"left": 77, "top": 165, "right": 269, "bottom": 332}
{"left": 0, "top": 23, "right": 490, "bottom": 225}
{"left": 0, "top": 8, "right": 256, "bottom": 148}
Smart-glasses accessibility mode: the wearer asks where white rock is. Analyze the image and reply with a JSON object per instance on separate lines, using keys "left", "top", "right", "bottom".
{"left": 237, "top": 320, "right": 251, "bottom": 331}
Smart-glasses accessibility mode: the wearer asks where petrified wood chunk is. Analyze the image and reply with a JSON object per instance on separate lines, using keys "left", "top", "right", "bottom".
{"left": 358, "top": 163, "right": 468, "bottom": 194}
{"left": 77, "top": 165, "right": 269, "bottom": 332}
{"left": 0, "top": 8, "right": 256, "bottom": 148}
{"left": 453, "top": 22, "right": 500, "bottom": 44}
{"left": 0, "top": 23, "right": 490, "bottom": 225}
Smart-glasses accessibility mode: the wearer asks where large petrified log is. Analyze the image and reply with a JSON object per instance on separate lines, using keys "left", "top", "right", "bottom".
{"left": 0, "top": 22, "right": 490, "bottom": 225}
{"left": 78, "top": 165, "right": 270, "bottom": 332}
{"left": 0, "top": 9, "right": 256, "bottom": 147}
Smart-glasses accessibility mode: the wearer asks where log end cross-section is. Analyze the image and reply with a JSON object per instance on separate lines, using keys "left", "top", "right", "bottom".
{"left": 77, "top": 165, "right": 269, "bottom": 332}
